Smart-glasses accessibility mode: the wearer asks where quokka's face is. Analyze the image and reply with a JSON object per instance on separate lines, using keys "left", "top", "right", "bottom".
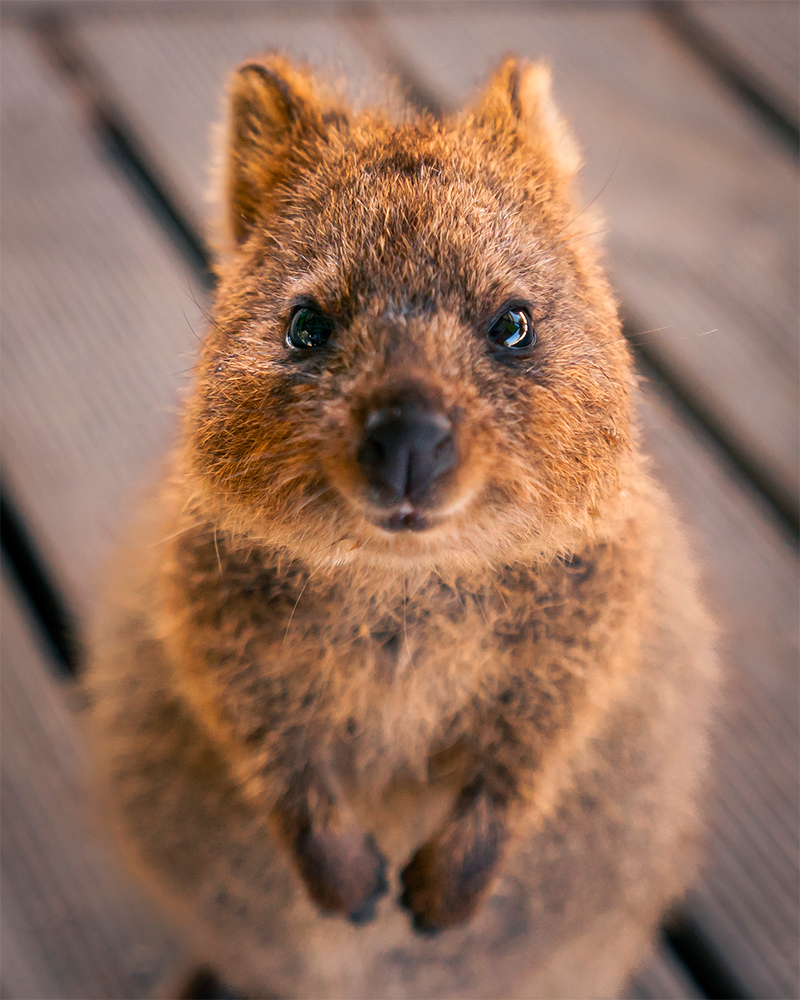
{"left": 185, "top": 57, "right": 633, "bottom": 569}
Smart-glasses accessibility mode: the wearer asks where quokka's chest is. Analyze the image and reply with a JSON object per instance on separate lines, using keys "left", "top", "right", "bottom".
{"left": 268, "top": 582, "right": 594, "bottom": 777}
{"left": 179, "top": 544, "right": 628, "bottom": 766}
{"left": 281, "top": 590, "right": 500, "bottom": 728}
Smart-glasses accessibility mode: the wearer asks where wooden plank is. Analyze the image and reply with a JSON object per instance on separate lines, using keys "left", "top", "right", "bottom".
{"left": 0, "top": 24, "right": 206, "bottom": 621}
{"left": 0, "top": 573, "right": 182, "bottom": 999}
{"left": 69, "top": 4, "right": 403, "bottom": 241}
{"left": 638, "top": 381, "right": 799, "bottom": 1000}
{"left": 686, "top": 0, "right": 800, "bottom": 129}
{"left": 365, "top": 2, "right": 798, "bottom": 518}
{"left": 2, "top": 9, "right": 797, "bottom": 1000}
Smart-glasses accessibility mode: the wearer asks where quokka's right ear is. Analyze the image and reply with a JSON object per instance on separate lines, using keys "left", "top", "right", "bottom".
{"left": 469, "top": 56, "right": 581, "bottom": 187}
{"left": 223, "top": 56, "right": 330, "bottom": 246}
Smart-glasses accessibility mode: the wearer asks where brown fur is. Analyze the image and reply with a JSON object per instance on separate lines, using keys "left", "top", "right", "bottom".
{"left": 87, "top": 55, "right": 717, "bottom": 998}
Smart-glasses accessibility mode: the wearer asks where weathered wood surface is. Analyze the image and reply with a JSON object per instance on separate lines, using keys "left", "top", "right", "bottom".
{"left": 0, "top": 573, "right": 181, "bottom": 999}
{"left": 686, "top": 0, "right": 800, "bottom": 129}
{"left": 637, "top": 385, "right": 799, "bottom": 1000}
{"left": 66, "top": 4, "right": 401, "bottom": 241}
{"left": 0, "top": 3, "right": 798, "bottom": 999}
{"left": 71, "top": 1, "right": 800, "bottom": 520}
{"left": 0, "top": 23, "right": 206, "bottom": 621}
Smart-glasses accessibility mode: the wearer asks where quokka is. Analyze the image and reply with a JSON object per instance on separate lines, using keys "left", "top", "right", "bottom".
{"left": 88, "top": 54, "right": 717, "bottom": 999}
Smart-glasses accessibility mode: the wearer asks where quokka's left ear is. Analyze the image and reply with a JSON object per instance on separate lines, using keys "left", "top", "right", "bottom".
{"left": 469, "top": 56, "right": 581, "bottom": 184}
{"left": 222, "top": 55, "right": 339, "bottom": 247}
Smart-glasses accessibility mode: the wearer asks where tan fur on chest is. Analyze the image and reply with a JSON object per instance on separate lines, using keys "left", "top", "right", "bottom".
{"left": 155, "top": 497, "right": 648, "bottom": 820}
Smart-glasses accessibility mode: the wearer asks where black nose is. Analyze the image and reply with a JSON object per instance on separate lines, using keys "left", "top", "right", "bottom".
{"left": 357, "top": 407, "right": 456, "bottom": 504}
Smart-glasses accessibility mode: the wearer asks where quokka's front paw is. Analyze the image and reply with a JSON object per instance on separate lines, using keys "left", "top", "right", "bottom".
{"left": 294, "top": 823, "right": 388, "bottom": 924}
{"left": 399, "top": 793, "right": 507, "bottom": 934}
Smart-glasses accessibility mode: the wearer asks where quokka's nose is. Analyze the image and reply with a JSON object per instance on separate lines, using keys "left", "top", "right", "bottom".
{"left": 357, "top": 407, "right": 456, "bottom": 503}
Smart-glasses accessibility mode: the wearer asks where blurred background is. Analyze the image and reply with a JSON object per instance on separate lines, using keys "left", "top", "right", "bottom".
{"left": 1, "top": 2, "right": 797, "bottom": 998}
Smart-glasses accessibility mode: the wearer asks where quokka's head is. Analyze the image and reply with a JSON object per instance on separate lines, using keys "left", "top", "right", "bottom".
{"left": 183, "top": 55, "right": 634, "bottom": 570}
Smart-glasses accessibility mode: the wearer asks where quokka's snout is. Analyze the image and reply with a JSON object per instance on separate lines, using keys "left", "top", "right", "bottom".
{"left": 355, "top": 382, "right": 459, "bottom": 530}
{"left": 323, "top": 364, "right": 481, "bottom": 536}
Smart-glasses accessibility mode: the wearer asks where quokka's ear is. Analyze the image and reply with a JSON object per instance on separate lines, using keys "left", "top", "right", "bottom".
{"left": 223, "top": 56, "right": 330, "bottom": 246}
{"left": 470, "top": 56, "right": 581, "bottom": 183}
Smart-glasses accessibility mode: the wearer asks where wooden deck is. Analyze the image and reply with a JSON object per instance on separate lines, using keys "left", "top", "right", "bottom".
{"left": 1, "top": 2, "right": 797, "bottom": 998}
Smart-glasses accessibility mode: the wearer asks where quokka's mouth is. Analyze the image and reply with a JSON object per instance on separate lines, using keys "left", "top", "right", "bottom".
{"left": 383, "top": 511, "right": 430, "bottom": 533}
{"left": 372, "top": 502, "right": 434, "bottom": 533}
{"left": 358, "top": 490, "right": 481, "bottom": 537}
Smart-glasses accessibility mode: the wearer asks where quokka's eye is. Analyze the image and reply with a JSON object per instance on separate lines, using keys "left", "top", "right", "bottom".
{"left": 488, "top": 308, "right": 536, "bottom": 351}
{"left": 286, "top": 307, "right": 334, "bottom": 349}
